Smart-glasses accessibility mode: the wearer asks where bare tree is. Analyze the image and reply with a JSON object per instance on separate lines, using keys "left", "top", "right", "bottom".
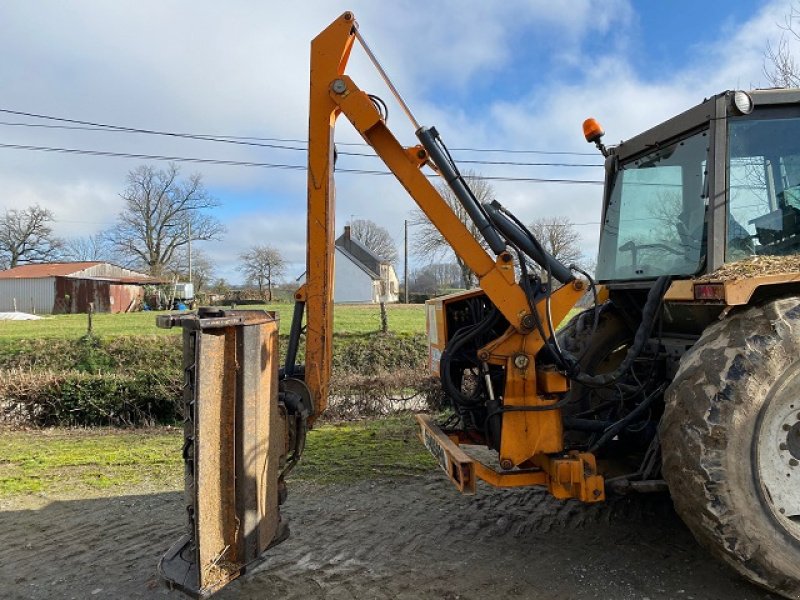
{"left": 104, "top": 163, "right": 224, "bottom": 276}
{"left": 210, "top": 277, "right": 229, "bottom": 295}
{"left": 765, "top": 5, "right": 800, "bottom": 87}
{"left": 238, "top": 245, "right": 286, "bottom": 301}
{"left": 166, "top": 247, "right": 215, "bottom": 293}
{"left": 527, "top": 216, "right": 585, "bottom": 271}
{"left": 410, "top": 172, "right": 494, "bottom": 288}
{"left": 409, "top": 267, "right": 439, "bottom": 295}
{"left": 0, "top": 204, "right": 63, "bottom": 269}
{"left": 409, "top": 262, "right": 462, "bottom": 295}
{"left": 349, "top": 219, "right": 397, "bottom": 263}
{"left": 63, "top": 234, "right": 111, "bottom": 262}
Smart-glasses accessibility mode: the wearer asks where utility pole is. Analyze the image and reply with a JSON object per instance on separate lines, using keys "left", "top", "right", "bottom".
{"left": 404, "top": 219, "right": 409, "bottom": 304}
{"left": 187, "top": 221, "right": 193, "bottom": 286}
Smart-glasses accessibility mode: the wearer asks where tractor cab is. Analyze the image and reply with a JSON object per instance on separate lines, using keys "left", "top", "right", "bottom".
{"left": 593, "top": 89, "right": 800, "bottom": 284}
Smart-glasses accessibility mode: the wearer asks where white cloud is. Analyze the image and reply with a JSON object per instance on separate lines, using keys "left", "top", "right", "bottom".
{"left": 0, "top": 0, "right": 794, "bottom": 280}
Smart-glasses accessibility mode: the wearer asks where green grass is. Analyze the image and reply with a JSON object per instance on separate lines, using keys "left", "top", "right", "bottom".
{"left": 0, "top": 302, "right": 583, "bottom": 347}
{"left": 293, "top": 416, "right": 436, "bottom": 483}
{"left": 0, "top": 311, "right": 181, "bottom": 345}
{"left": 0, "top": 415, "right": 436, "bottom": 500}
{"left": 0, "top": 303, "right": 426, "bottom": 346}
{"left": 0, "top": 429, "right": 183, "bottom": 497}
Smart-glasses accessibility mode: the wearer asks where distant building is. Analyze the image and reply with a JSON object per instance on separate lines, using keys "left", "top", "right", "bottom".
{"left": 0, "top": 261, "right": 162, "bottom": 314}
{"left": 334, "top": 226, "right": 399, "bottom": 304}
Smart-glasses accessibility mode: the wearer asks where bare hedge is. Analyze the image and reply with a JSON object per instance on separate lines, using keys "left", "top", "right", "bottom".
{"left": 0, "top": 333, "right": 442, "bottom": 427}
{"left": 0, "top": 368, "right": 182, "bottom": 427}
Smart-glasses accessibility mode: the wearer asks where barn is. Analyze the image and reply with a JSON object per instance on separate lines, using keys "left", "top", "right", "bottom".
{"left": 0, "top": 262, "right": 161, "bottom": 314}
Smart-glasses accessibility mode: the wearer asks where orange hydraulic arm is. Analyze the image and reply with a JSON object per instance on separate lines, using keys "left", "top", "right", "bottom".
{"left": 297, "top": 13, "right": 355, "bottom": 424}
{"left": 296, "top": 12, "right": 601, "bottom": 502}
{"left": 303, "top": 11, "right": 536, "bottom": 417}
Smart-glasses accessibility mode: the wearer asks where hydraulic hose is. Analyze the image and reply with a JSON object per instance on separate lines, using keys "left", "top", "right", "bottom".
{"left": 483, "top": 200, "right": 574, "bottom": 284}
{"left": 417, "top": 126, "right": 507, "bottom": 255}
{"left": 440, "top": 307, "right": 502, "bottom": 408}
{"left": 588, "top": 384, "right": 665, "bottom": 452}
{"left": 568, "top": 275, "right": 671, "bottom": 387}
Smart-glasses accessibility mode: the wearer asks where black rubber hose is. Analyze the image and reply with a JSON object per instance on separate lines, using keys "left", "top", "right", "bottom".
{"left": 484, "top": 201, "right": 574, "bottom": 284}
{"left": 588, "top": 384, "right": 665, "bottom": 452}
{"left": 440, "top": 308, "right": 501, "bottom": 407}
{"left": 569, "top": 275, "right": 671, "bottom": 387}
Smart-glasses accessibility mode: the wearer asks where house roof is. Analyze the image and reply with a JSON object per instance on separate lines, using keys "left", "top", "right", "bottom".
{"left": 334, "top": 227, "right": 386, "bottom": 277}
{"left": 0, "top": 261, "right": 161, "bottom": 283}
{"left": 0, "top": 262, "right": 103, "bottom": 279}
{"left": 335, "top": 246, "right": 380, "bottom": 280}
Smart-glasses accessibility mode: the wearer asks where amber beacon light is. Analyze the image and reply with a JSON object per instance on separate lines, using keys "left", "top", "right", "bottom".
{"left": 582, "top": 118, "right": 604, "bottom": 144}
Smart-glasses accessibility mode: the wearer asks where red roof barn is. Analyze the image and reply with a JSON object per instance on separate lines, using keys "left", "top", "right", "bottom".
{"left": 0, "top": 262, "right": 161, "bottom": 314}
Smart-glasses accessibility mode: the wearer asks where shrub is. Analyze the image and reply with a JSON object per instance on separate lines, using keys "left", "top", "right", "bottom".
{"left": 0, "top": 332, "right": 443, "bottom": 426}
{"left": 327, "top": 368, "right": 443, "bottom": 420}
{"left": 332, "top": 333, "right": 427, "bottom": 374}
{"left": 326, "top": 333, "right": 442, "bottom": 419}
{"left": 0, "top": 368, "right": 182, "bottom": 427}
{"left": 0, "top": 335, "right": 182, "bottom": 374}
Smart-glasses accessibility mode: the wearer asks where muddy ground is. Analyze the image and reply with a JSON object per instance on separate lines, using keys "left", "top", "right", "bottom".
{"left": 0, "top": 473, "right": 780, "bottom": 600}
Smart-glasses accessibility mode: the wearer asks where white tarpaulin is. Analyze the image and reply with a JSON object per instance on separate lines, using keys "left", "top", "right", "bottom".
{"left": 0, "top": 312, "right": 42, "bottom": 320}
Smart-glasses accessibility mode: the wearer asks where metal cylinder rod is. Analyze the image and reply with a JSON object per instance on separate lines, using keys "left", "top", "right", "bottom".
{"left": 354, "top": 29, "right": 420, "bottom": 130}
{"left": 417, "top": 126, "right": 507, "bottom": 256}
{"left": 483, "top": 201, "right": 574, "bottom": 284}
{"left": 283, "top": 300, "right": 306, "bottom": 376}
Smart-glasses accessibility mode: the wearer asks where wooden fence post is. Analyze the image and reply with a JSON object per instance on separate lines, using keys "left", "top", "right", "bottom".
{"left": 379, "top": 301, "right": 388, "bottom": 334}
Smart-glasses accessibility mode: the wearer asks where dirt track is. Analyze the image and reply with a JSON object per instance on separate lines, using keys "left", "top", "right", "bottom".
{"left": 0, "top": 475, "right": 779, "bottom": 600}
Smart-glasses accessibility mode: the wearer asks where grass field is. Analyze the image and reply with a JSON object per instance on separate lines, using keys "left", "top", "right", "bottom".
{"left": 0, "top": 303, "right": 583, "bottom": 346}
{"left": 0, "top": 302, "right": 427, "bottom": 344}
{"left": 0, "top": 415, "right": 436, "bottom": 500}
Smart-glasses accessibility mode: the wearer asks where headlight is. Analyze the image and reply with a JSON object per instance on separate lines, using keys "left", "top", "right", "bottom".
{"left": 732, "top": 90, "right": 754, "bottom": 115}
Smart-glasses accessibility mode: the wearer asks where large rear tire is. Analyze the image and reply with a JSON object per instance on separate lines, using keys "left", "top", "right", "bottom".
{"left": 661, "top": 297, "right": 800, "bottom": 599}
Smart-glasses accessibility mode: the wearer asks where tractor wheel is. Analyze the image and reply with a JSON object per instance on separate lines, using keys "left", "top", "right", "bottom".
{"left": 557, "top": 305, "right": 633, "bottom": 446}
{"left": 558, "top": 304, "right": 631, "bottom": 366}
{"left": 661, "top": 297, "right": 800, "bottom": 599}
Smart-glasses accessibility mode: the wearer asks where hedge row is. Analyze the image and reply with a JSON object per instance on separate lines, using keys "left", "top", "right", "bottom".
{"left": 0, "top": 333, "right": 441, "bottom": 427}
{"left": 0, "top": 368, "right": 182, "bottom": 427}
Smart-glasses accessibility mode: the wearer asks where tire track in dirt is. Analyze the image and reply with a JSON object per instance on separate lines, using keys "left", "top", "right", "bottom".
{"left": 0, "top": 493, "right": 183, "bottom": 599}
{"left": 0, "top": 476, "right": 781, "bottom": 599}
{"left": 221, "top": 477, "right": 777, "bottom": 600}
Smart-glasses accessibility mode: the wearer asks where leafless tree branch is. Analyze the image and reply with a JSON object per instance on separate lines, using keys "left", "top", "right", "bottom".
{"left": 237, "top": 244, "right": 286, "bottom": 301}
{"left": 0, "top": 204, "right": 63, "bottom": 269}
{"left": 410, "top": 171, "right": 494, "bottom": 288}
{"left": 764, "top": 5, "right": 800, "bottom": 88}
{"left": 104, "top": 163, "right": 224, "bottom": 276}
{"left": 348, "top": 219, "right": 397, "bottom": 263}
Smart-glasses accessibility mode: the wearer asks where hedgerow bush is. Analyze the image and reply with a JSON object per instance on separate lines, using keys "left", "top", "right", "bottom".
{"left": 327, "top": 333, "right": 443, "bottom": 418}
{"left": 0, "top": 335, "right": 181, "bottom": 373}
{"left": 0, "top": 368, "right": 182, "bottom": 427}
{"left": 0, "top": 332, "right": 442, "bottom": 427}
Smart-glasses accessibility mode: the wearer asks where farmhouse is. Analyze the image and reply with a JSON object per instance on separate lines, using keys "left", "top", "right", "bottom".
{"left": 0, "top": 261, "right": 161, "bottom": 314}
{"left": 334, "top": 226, "right": 399, "bottom": 304}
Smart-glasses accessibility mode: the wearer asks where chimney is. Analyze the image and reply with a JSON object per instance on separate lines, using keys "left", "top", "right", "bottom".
{"left": 344, "top": 225, "right": 351, "bottom": 240}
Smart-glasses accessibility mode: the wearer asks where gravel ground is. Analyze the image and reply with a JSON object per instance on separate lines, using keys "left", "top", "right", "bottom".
{"left": 0, "top": 474, "right": 780, "bottom": 600}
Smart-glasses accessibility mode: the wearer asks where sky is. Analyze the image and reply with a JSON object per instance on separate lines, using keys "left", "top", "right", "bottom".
{"left": 0, "top": 0, "right": 793, "bottom": 284}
